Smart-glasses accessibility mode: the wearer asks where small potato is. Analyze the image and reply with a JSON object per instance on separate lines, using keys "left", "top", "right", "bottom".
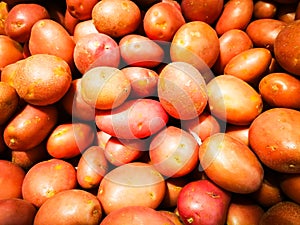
{"left": 97, "top": 162, "right": 166, "bottom": 215}
{"left": 95, "top": 98, "right": 169, "bottom": 139}
{"left": 280, "top": 173, "right": 300, "bottom": 204}
{"left": 215, "top": 0, "right": 253, "bottom": 35}
{"left": 259, "top": 72, "right": 300, "bottom": 109}
{"left": 0, "top": 35, "right": 23, "bottom": 70}
{"left": 4, "top": 3, "right": 50, "bottom": 43}
{"left": 66, "top": 0, "right": 98, "bottom": 20}
{"left": 73, "top": 33, "right": 120, "bottom": 74}
{"left": 0, "top": 81, "right": 19, "bottom": 125}
{"left": 100, "top": 206, "right": 175, "bottom": 225}
{"left": 92, "top": 0, "right": 141, "bottom": 38}
{"left": 0, "top": 198, "right": 37, "bottom": 225}
{"left": 224, "top": 48, "right": 272, "bottom": 83}
{"left": 253, "top": 0, "right": 277, "bottom": 19}
{"left": 121, "top": 66, "right": 158, "bottom": 99}
{"left": 13, "top": 54, "right": 72, "bottom": 106}
{"left": 158, "top": 62, "right": 208, "bottom": 120}
{"left": 207, "top": 75, "right": 263, "bottom": 125}
{"left": 119, "top": 34, "right": 164, "bottom": 68}
{"left": 0, "top": 160, "right": 25, "bottom": 199}
{"left": 29, "top": 19, "right": 75, "bottom": 68}
{"left": 34, "top": 189, "right": 102, "bottom": 225}
{"left": 22, "top": 158, "right": 77, "bottom": 207}
{"left": 177, "top": 179, "right": 231, "bottom": 225}
{"left": 73, "top": 19, "right": 98, "bottom": 43}
{"left": 77, "top": 146, "right": 109, "bottom": 189}
{"left": 46, "top": 122, "right": 95, "bottom": 159}
{"left": 4, "top": 104, "right": 58, "bottom": 151}
{"left": 249, "top": 108, "right": 300, "bottom": 173}
{"left": 225, "top": 124, "right": 250, "bottom": 146}
{"left": 80, "top": 66, "right": 131, "bottom": 110}
{"left": 199, "top": 133, "right": 264, "bottom": 194}
{"left": 246, "top": 19, "right": 287, "bottom": 52}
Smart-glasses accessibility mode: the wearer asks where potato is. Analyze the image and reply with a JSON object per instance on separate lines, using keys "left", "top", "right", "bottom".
{"left": 100, "top": 206, "right": 175, "bottom": 225}
{"left": 34, "top": 189, "right": 102, "bottom": 225}
{"left": 224, "top": 48, "right": 272, "bottom": 83}
{"left": 29, "top": 19, "right": 75, "bottom": 68}
{"left": 279, "top": 173, "right": 300, "bottom": 204}
{"left": 149, "top": 126, "right": 199, "bottom": 178}
{"left": 249, "top": 108, "right": 300, "bottom": 173}
{"left": 80, "top": 66, "right": 131, "bottom": 110}
{"left": 97, "top": 162, "right": 166, "bottom": 214}
{"left": 0, "top": 160, "right": 25, "bottom": 199}
{"left": 0, "top": 81, "right": 19, "bottom": 125}
{"left": 259, "top": 72, "right": 300, "bottom": 109}
{"left": 73, "top": 19, "right": 98, "bottom": 44}
{"left": 274, "top": 20, "right": 300, "bottom": 76}
{"left": 158, "top": 211, "right": 183, "bottom": 225}
{"left": 157, "top": 62, "right": 208, "bottom": 120}
{"left": 95, "top": 98, "right": 169, "bottom": 139}
{"left": 22, "top": 158, "right": 77, "bottom": 207}
{"left": 46, "top": 122, "right": 95, "bottom": 159}
{"left": 199, "top": 133, "right": 264, "bottom": 194}
{"left": 177, "top": 179, "right": 231, "bottom": 225}
{"left": 66, "top": 0, "right": 98, "bottom": 20}
{"left": 13, "top": 54, "right": 72, "bottom": 106}
{"left": 225, "top": 124, "right": 249, "bottom": 146}
{"left": 253, "top": 0, "right": 277, "bottom": 19}
{"left": 0, "top": 198, "right": 37, "bottom": 225}
{"left": 4, "top": 104, "right": 58, "bottom": 151}
{"left": 0, "top": 35, "right": 23, "bottom": 71}
{"left": 92, "top": 0, "right": 141, "bottom": 38}
{"left": 0, "top": 2, "right": 8, "bottom": 35}
{"left": 4, "top": 3, "right": 50, "bottom": 43}
{"left": 76, "top": 146, "right": 109, "bottom": 189}
{"left": 215, "top": 0, "right": 253, "bottom": 35}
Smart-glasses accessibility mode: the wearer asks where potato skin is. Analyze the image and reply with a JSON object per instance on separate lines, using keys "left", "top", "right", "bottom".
{"left": 4, "top": 104, "right": 58, "bottom": 151}
{"left": 13, "top": 54, "right": 72, "bottom": 106}
{"left": 249, "top": 108, "right": 300, "bottom": 173}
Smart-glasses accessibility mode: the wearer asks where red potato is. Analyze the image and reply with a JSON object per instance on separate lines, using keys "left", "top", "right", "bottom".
{"left": 158, "top": 62, "right": 208, "bottom": 120}
{"left": 46, "top": 122, "right": 95, "bottom": 159}
{"left": 181, "top": 0, "right": 223, "bottom": 24}
{"left": 100, "top": 206, "right": 175, "bottom": 225}
{"left": 77, "top": 146, "right": 109, "bottom": 189}
{"left": 97, "top": 162, "right": 166, "bottom": 215}
{"left": 170, "top": 21, "right": 219, "bottom": 69}
{"left": 121, "top": 66, "right": 158, "bottom": 99}
{"left": 4, "top": 104, "right": 58, "bottom": 151}
{"left": 253, "top": 0, "right": 277, "bottom": 19}
{"left": 181, "top": 112, "right": 221, "bottom": 142}
{"left": 80, "top": 66, "right": 131, "bottom": 110}
{"left": 225, "top": 124, "right": 249, "bottom": 146}
{"left": 13, "top": 54, "right": 72, "bottom": 106}
{"left": 0, "top": 60, "right": 21, "bottom": 87}
{"left": 249, "top": 108, "right": 300, "bottom": 173}
{"left": 0, "top": 198, "right": 37, "bottom": 225}
{"left": 213, "top": 29, "right": 253, "bottom": 75}
{"left": 149, "top": 126, "right": 199, "bottom": 178}
{"left": 246, "top": 19, "right": 287, "bottom": 52}
{"left": 104, "top": 137, "right": 145, "bottom": 166}
{"left": 226, "top": 196, "right": 264, "bottom": 225}
{"left": 259, "top": 72, "right": 300, "bottom": 109}
{"left": 0, "top": 35, "right": 23, "bottom": 71}
{"left": 95, "top": 98, "right": 169, "bottom": 139}
{"left": 63, "top": 8, "right": 79, "bottom": 35}
{"left": 60, "top": 79, "right": 95, "bottom": 121}
{"left": 66, "top": 0, "right": 98, "bottom": 20}
{"left": 73, "top": 19, "right": 98, "bottom": 43}
{"left": 92, "top": 0, "right": 141, "bottom": 38}
{"left": 279, "top": 173, "right": 300, "bottom": 204}
{"left": 207, "top": 75, "right": 263, "bottom": 125}
{"left": 177, "top": 179, "right": 231, "bottom": 225}
{"left": 143, "top": 1, "right": 185, "bottom": 41}
{"left": 215, "top": 0, "right": 253, "bottom": 35}
{"left": 29, "top": 19, "right": 75, "bottom": 68}
{"left": 73, "top": 33, "right": 120, "bottom": 75}
{"left": 0, "top": 2, "right": 8, "bottom": 35}
{"left": 4, "top": 3, "right": 50, "bottom": 43}
{"left": 274, "top": 20, "right": 300, "bottom": 76}
{"left": 159, "top": 211, "right": 183, "bottom": 225}
{"left": 224, "top": 48, "right": 272, "bottom": 83}
{"left": 34, "top": 189, "right": 102, "bottom": 225}
{"left": 199, "top": 133, "right": 264, "bottom": 194}
{"left": 119, "top": 34, "right": 164, "bottom": 68}
{"left": 0, "top": 160, "right": 25, "bottom": 199}
{"left": 22, "top": 158, "right": 77, "bottom": 207}
{"left": 95, "top": 130, "right": 111, "bottom": 149}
